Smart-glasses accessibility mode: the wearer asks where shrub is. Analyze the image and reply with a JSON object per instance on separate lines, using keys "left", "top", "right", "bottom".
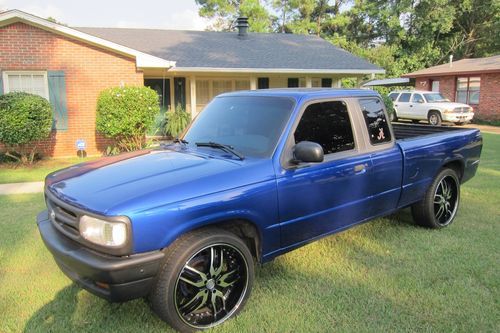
{"left": 0, "top": 92, "right": 53, "bottom": 164}
{"left": 96, "top": 86, "right": 160, "bottom": 152}
{"left": 165, "top": 105, "right": 191, "bottom": 138}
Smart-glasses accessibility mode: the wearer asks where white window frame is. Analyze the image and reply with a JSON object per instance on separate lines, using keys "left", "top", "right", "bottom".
{"left": 2, "top": 71, "right": 49, "bottom": 100}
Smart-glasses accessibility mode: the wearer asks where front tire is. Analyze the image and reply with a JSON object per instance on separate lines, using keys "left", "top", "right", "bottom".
{"left": 150, "top": 228, "right": 254, "bottom": 332}
{"left": 428, "top": 111, "right": 442, "bottom": 126}
{"left": 411, "top": 168, "right": 460, "bottom": 228}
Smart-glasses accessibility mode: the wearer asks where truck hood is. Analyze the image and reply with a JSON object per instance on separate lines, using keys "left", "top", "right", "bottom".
{"left": 426, "top": 102, "right": 472, "bottom": 110}
{"left": 46, "top": 148, "right": 274, "bottom": 215}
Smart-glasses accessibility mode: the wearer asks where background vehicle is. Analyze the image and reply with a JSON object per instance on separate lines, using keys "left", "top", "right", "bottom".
{"left": 388, "top": 90, "right": 474, "bottom": 126}
{"left": 37, "top": 89, "right": 482, "bottom": 332}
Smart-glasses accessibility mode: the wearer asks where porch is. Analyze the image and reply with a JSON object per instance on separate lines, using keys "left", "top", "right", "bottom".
{"left": 143, "top": 71, "right": 368, "bottom": 118}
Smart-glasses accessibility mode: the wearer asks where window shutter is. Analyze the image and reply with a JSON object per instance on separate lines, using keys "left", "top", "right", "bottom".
{"left": 321, "top": 78, "right": 332, "bottom": 88}
{"left": 0, "top": 72, "right": 4, "bottom": 95}
{"left": 48, "top": 71, "right": 68, "bottom": 130}
{"left": 288, "top": 78, "right": 299, "bottom": 88}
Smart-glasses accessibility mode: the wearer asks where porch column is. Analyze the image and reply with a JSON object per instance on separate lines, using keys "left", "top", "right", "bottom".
{"left": 190, "top": 76, "right": 196, "bottom": 117}
{"left": 250, "top": 76, "right": 257, "bottom": 90}
{"left": 305, "top": 76, "right": 312, "bottom": 88}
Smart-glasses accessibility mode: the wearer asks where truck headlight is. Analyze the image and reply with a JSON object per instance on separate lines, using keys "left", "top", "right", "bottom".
{"left": 79, "top": 215, "right": 127, "bottom": 247}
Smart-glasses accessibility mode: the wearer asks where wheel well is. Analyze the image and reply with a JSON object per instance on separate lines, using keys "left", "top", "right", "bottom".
{"left": 443, "top": 160, "right": 464, "bottom": 181}
{"left": 190, "top": 220, "right": 261, "bottom": 262}
{"left": 427, "top": 109, "right": 441, "bottom": 118}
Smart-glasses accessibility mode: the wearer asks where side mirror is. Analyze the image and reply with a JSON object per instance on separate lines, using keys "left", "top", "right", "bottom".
{"left": 292, "top": 141, "right": 324, "bottom": 164}
{"left": 418, "top": 99, "right": 424, "bottom": 103}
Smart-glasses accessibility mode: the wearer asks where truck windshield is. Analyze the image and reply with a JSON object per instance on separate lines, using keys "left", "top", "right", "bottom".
{"left": 424, "top": 93, "right": 449, "bottom": 102}
{"left": 183, "top": 96, "right": 295, "bottom": 158}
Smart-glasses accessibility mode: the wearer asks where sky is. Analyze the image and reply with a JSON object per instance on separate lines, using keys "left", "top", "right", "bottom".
{"left": 0, "top": 0, "right": 211, "bottom": 30}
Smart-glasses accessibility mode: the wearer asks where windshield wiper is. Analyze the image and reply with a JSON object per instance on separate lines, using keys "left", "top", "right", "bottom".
{"left": 173, "top": 137, "right": 189, "bottom": 146}
{"left": 195, "top": 141, "right": 245, "bottom": 160}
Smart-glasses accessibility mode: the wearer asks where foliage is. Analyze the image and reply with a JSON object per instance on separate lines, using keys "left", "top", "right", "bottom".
{"left": 195, "top": 0, "right": 499, "bottom": 78}
{"left": 0, "top": 92, "right": 53, "bottom": 164}
{"left": 165, "top": 105, "right": 191, "bottom": 138}
{"left": 96, "top": 86, "right": 160, "bottom": 152}
{"left": 195, "top": 0, "right": 272, "bottom": 32}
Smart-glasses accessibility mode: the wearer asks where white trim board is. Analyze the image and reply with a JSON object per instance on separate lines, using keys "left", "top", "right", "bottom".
{"left": 170, "top": 67, "right": 386, "bottom": 74}
{"left": 0, "top": 9, "right": 175, "bottom": 69}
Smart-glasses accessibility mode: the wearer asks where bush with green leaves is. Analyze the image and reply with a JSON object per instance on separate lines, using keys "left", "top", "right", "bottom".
{"left": 96, "top": 86, "right": 160, "bottom": 151}
{"left": 0, "top": 92, "right": 53, "bottom": 164}
{"left": 165, "top": 105, "right": 191, "bottom": 138}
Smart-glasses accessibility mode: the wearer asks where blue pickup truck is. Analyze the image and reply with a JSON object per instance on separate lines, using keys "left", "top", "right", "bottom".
{"left": 37, "top": 89, "right": 482, "bottom": 332}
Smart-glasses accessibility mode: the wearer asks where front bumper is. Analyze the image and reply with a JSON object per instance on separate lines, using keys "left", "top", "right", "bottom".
{"left": 37, "top": 210, "right": 164, "bottom": 302}
{"left": 443, "top": 112, "right": 474, "bottom": 123}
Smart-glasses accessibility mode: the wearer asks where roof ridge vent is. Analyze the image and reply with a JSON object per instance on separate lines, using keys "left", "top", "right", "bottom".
{"left": 236, "top": 17, "right": 249, "bottom": 38}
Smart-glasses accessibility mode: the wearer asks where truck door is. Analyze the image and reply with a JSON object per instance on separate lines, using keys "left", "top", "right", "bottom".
{"left": 276, "top": 100, "right": 374, "bottom": 248}
{"left": 358, "top": 98, "right": 403, "bottom": 217}
{"left": 410, "top": 93, "right": 426, "bottom": 120}
{"left": 395, "top": 92, "right": 411, "bottom": 117}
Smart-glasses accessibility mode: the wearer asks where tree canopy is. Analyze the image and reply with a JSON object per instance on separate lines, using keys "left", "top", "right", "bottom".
{"left": 195, "top": 0, "right": 499, "bottom": 77}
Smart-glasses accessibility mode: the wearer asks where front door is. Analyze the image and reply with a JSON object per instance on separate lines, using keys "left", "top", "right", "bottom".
{"left": 410, "top": 93, "right": 426, "bottom": 119}
{"left": 395, "top": 92, "right": 412, "bottom": 117}
{"left": 277, "top": 100, "right": 374, "bottom": 248}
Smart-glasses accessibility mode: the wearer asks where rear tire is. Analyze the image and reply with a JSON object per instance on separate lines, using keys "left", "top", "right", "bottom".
{"left": 428, "top": 111, "right": 442, "bottom": 126}
{"left": 390, "top": 112, "right": 398, "bottom": 122}
{"left": 411, "top": 168, "right": 460, "bottom": 228}
{"left": 149, "top": 228, "right": 254, "bottom": 332}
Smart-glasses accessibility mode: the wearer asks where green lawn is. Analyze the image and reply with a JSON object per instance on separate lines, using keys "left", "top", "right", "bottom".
{"left": 0, "top": 157, "right": 97, "bottom": 184}
{"left": 1, "top": 134, "right": 499, "bottom": 333}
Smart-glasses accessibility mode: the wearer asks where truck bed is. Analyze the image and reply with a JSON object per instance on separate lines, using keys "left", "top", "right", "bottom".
{"left": 393, "top": 123, "right": 464, "bottom": 140}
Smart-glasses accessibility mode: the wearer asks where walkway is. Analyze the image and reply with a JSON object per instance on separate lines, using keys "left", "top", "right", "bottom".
{"left": 0, "top": 181, "right": 44, "bottom": 195}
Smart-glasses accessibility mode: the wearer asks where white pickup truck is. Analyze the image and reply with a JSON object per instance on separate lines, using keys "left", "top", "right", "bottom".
{"left": 389, "top": 90, "right": 474, "bottom": 126}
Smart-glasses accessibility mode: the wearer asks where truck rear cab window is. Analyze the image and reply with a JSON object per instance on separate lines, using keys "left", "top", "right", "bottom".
{"left": 294, "top": 101, "right": 355, "bottom": 155}
{"left": 359, "top": 98, "right": 392, "bottom": 145}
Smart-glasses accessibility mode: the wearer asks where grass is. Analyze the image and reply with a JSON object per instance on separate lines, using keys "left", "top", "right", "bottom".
{"left": 0, "top": 157, "right": 97, "bottom": 184}
{"left": 1, "top": 133, "right": 499, "bottom": 333}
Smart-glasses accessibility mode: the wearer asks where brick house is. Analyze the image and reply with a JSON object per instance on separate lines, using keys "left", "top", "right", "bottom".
{"left": 0, "top": 10, "right": 383, "bottom": 157}
{"left": 402, "top": 56, "right": 500, "bottom": 121}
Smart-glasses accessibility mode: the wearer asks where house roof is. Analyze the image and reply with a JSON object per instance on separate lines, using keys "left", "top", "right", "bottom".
{"left": 76, "top": 27, "right": 384, "bottom": 74}
{"left": 0, "top": 10, "right": 176, "bottom": 69}
{"left": 402, "top": 55, "right": 500, "bottom": 77}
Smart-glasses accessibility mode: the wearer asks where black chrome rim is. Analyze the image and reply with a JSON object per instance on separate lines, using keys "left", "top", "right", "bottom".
{"left": 433, "top": 175, "right": 459, "bottom": 225}
{"left": 174, "top": 243, "right": 249, "bottom": 329}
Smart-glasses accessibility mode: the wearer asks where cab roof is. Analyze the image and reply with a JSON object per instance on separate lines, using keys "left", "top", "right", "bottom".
{"left": 218, "top": 88, "right": 380, "bottom": 101}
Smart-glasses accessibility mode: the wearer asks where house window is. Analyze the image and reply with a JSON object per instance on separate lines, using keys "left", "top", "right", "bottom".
{"left": 235, "top": 80, "right": 250, "bottom": 91}
{"left": 196, "top": 80, "right": 210, "bottom": 105}
{"left": 2, "top": 71, "right": 49, "bottom": 99}
{"left": 456, "top": 77, "right": 480, "bottom": 104}
{"left": 258, "top": 77, "right": 269, "bottom": 89}
{"left": 288, "top": 78, "right": 299, "bottom": 88}
{"left": 212, "top": 80, "right": 232, "bottom": 96}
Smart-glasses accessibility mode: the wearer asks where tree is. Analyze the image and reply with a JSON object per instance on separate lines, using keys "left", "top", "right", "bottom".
{"left": 196, "top": 0, "right": 272, "bottom": 32}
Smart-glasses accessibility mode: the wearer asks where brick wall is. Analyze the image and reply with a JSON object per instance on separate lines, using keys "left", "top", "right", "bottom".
{"left": 0, "top": 22, "right": 144, "bottom": 157}
{"left": 415, "top": 74, "right": 499, "bottom": 121}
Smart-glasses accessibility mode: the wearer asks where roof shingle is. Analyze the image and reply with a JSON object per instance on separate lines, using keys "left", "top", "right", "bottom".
{"left": 76, "top": 27, "right": 382, "bottom": 72}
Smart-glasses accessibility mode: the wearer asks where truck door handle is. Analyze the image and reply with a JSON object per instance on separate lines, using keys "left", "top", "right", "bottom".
{"left": 410, "top": 105, "right": 413, "bottom": 107}
{"left": 354, "top": 164, "right": 366, "bottom": 174}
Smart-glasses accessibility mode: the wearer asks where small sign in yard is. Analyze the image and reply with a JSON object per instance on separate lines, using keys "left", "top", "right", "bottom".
{"left": 76, "top": 139, "right": 87, "bottom": 158}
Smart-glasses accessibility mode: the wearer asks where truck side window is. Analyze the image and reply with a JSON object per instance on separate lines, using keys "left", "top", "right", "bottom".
{"left": 412, "top": 94, "right": 424, "bottom": 103}
{"left": 359, "top": 98, "right": 392, "bottom": 145}
{"left": 294, "top": 101, "right": 355, "bottom": 155}
{"left": 398, "top": 93, "right": 411, "bottom": 102}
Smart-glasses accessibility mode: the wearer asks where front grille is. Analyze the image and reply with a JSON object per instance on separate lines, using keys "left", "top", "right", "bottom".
{"left": 453, "top": 107, "right": 471, "bottom": 113}
{"left": 45, "top": 191, "right": 81, "bottom": 240}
